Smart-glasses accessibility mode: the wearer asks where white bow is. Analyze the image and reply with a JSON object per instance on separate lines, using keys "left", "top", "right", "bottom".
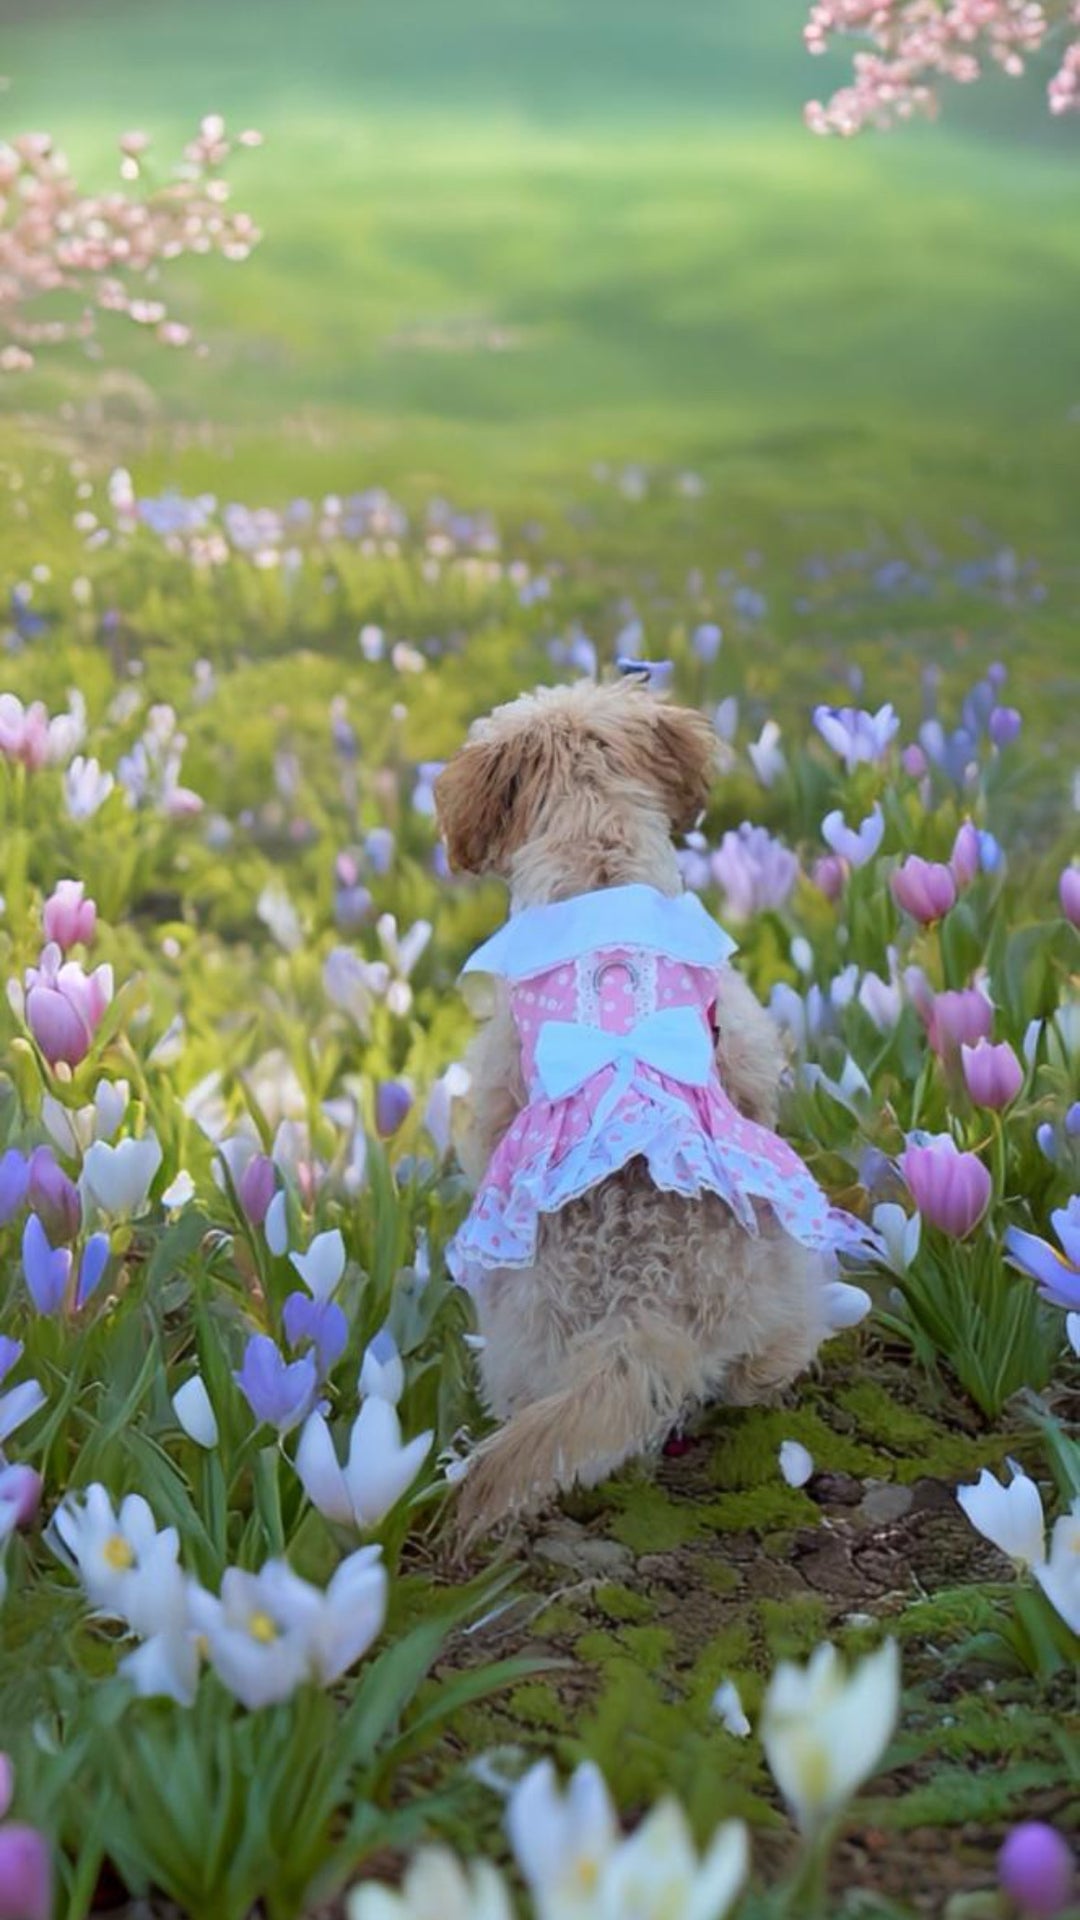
{"left": 534, "top": 1005, "right": 713, "bottom": 1102}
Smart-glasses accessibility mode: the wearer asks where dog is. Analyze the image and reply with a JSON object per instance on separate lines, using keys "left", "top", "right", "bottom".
{"left": 435, "top": 677, "right": 847, "bottom": 1540}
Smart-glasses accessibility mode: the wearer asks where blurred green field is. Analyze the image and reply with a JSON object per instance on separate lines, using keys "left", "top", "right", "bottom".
{"left": 2, "top": 0, "right": 1079, "bottom": 548}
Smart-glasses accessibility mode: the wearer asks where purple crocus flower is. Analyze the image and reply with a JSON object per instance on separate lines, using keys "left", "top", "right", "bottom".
{"left": 0, "top": 1339, "right": 23, "bottom": 1386}
{"left": 0, "top": 1462, "right": 42, "bottom": 1529}
{"left": 961, "top": 1039, "right": 1023, "bottom": 1110}
{"left": 813, "top": 702, "right": 899, "bottom": 773}
{"left": 1005, "top": 1196, "right": 1080, "bottom": 1312}
{"left": 1060, "top": 867, "right": 1080, "bottom": 929}
{"left": 26, "top": 1147, "right": 80, "bottom": 1242}
{"left": 1035, "top": 1122, "right": 1058, "bottom": 1162}
{"left": 283, "top": 1291, "right": 348, "bottom": 1379}
{"left": 21, "top": 1214, "right": 72, "bottom": 1314}
{"left": 237, "top": 1154, "right": 276, "bottom": 1229}
{"left": 1065, "top": 1102, "right": 1080, "bottom": 1138}
{"left": 998, "top": 1821, "right": 1075, "bottom": 1919}
{"left": 691, "top": 623, "right": 722, "bottom": 663}
{"left": 901, "top": 744, "right": 928, "bottom": 778}
{"left": 989, "top": 706, "right": 1022, "bottom": 748}
{"left": 0, "top": 1151, "right": 28, "bottom": 1227}
{"left": 711, "top": 823, "right": 798, "bottom": 920}
{"left": 900, "top": 1136, "right": 991, "bottom": 1239}
{"left": 76, "top": 1232, "right": 111, "bottom": 1308}
{"left": 978, "top": 830, "right": 1003, "bottom": 873}
{"left": 891, "top": 856, "right": 956, "bottom": 925}
{"left": 375, "top": 1081, "right": 413, "bottom": 1140}
{"left": 234, "top": 1334, "right": 318, "bottom": 1434}
{"left": 364, "top": 828, "right": 395, "bottom": 876}
{"left": 923, "top": 988, "right": 994, "bottom": 1058}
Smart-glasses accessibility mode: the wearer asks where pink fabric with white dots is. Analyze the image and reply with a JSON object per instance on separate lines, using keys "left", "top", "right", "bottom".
{"left": 447, "top": 940, "right": 876, "bottom": 1296}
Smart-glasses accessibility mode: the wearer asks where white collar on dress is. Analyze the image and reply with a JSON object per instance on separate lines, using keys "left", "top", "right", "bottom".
{"left": 462, "top": 883, "right": 737, "bottom": 980}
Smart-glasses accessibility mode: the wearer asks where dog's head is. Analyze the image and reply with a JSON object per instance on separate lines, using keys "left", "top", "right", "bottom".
{"left": 435, "top": 678, "right": 717, "bottom": 881}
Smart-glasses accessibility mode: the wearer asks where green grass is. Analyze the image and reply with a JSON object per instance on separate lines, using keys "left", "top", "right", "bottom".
{"left": 2, "top": 0, "right": 1079, "bottom": 565}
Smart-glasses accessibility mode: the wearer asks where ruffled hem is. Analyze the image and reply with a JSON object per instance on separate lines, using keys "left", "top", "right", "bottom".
{"left": 447, "top": 1104, "right": 880, "bottom": 1295}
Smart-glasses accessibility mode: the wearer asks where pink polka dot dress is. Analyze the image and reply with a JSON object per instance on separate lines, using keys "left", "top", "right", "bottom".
{"left": 446, "top": 884, "right": 878, "bottom": 1297}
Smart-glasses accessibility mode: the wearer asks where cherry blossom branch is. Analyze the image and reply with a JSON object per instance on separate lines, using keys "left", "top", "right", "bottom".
{"left": 804, "top": 0, "right": 1080, "bottom": 134}
{"left": 0, "top": 113, "right": 262, "bottom": 370}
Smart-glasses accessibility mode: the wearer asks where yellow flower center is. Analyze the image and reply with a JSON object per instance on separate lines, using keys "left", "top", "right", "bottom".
{"left": 103, "top": 1533, "right": 135, "bottom": 1571}
{"left": 793, "top": 1741, "right": 833, "bottom": 1813}
{"left": 574, "top": 1858, "right": 600, "bottom": 1894}
{"left": 248, "top": 1609, "right": 279, "bottom": 1643}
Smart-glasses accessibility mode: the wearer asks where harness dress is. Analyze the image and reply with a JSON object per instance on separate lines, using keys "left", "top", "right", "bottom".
{"left": 445, "top": 883, "right": 879, "bottom": 1297}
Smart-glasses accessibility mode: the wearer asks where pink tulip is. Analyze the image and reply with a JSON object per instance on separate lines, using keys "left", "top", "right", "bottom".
{"left": 41, "top": 879, "right": 96, "bottom": 951}
{"left": 962, "top": 1038, "right": 1023, "bottom": 1110}
{"left": 924, "top": 988, "right": 994, "bottom": 1058}
{"left": 901, "top": 1136, "right": 992, "bottom": 1239}
{"left": 891, "top": 856, "right": 956, "bottom": 924}
{"left": 950, "top": 821, "right": 980, "bottom": 887}
{"left": 1061, "top": 866, "right": 1080, "bottom": 929}
{"left": 0, "top": 1823, "right": 52, "bottom": 1920}
{"left": 24, "top": 944, "right": 113, "bottom": 1069}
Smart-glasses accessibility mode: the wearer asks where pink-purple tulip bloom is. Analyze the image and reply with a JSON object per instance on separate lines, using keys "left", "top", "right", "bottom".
{"left": 0, "top": 1823, "right": 52, "bottom": 1920}
{"left": 900, "top": 1136, "right": 992, "bottom": 1239}
{"left": 0, "top": 1464, "right": 41, "bottom": 1531}
{"left": 950, "top": 820, "right": 980, "bottom": 887}
{"left": 923, "top": 988, "right": 994, "bottom": 1058}
{"left": 24, "top": 944, "right": 112, "bottom": 1068}
{"left": 891, "top": 856, "right": 957, "bottom": 924}
{"left": 237, "top": 1153, "right": 276, "bottom": 1228}
{"left": 961, "top": 1038, "right": 1023, "bottom": 1110}
{"left": 41, "top": 879, "right": 96, "bottom": 951}
{"left": 998, "top": 1822, "right": 1075, "bottom": 1919}
{"left": 1005, "top": 1196, "right": 1080, "bottom": 1312}
{"left": 1061, "top": 866, "right": 1080, "bottom": 929}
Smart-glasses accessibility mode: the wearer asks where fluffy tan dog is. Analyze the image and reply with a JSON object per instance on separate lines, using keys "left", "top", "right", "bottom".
{"left": 436, "top": 678, "right": 830, "bottom": 1539}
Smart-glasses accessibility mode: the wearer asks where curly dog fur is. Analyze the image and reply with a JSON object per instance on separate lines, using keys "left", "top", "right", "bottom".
{"left": 435, "top": 678, "right": 829, "bottom": 1540}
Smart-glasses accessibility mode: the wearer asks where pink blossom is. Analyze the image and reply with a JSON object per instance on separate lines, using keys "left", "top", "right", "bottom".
{"left": 0, "top": 696, "right": 49, "bottom": 770}
{"left": 924, "top": 987, "right": 994, "bottom": 1057}
{"left": 0, "top": 1463, "right": 42, "bottom": 1530}
{"left": 950, "top": 820, "right": 980, "bottom": 887}
{"left": 0, "top": 1822, "right": 52, "bottom": 1920}
{"left": 891, "top": 855, "right": 956, "bottom": 923}
{"left": 812, "top": 853, "right": 847, "bottom": 901}
{"left": 24, "top": 943, "right": 113, "bottom": 1068}
{"left": 961, "top": 1038, "right": 1023, "bottom": 1109}
{"left": 1060, "top": 865, "right": 1080, "bottom": 928}
{"left": 901, "top": 1135, "right": 992, "bottom": 1238}
{"left": 41, "top": 879, "right": 96, "bottom": 951}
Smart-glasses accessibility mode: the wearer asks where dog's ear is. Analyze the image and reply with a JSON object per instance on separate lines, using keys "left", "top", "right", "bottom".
{"left": 435, "top": 725, "right": 544, "bottom": 875}
{"left": 645, "top": 701, "right": 718, "bottom": 833}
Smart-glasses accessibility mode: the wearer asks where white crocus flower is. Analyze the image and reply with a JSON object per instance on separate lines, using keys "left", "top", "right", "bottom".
{"left": 507, "top": 1759, "right": 619, "bottom": 1919}
{"left": 50, "top": 1484, "right": 186, "bottom": 1639}
{"left": 0, "top": 1376, "right": 46, "bottom": 1447}
{"left": 822, "top": 1280, "right": 872, "bottom": 1331}
{"left": 289, "top": 1228, "right": 346, "bottom": 1302}
{"left": 295, "top": 1400, "right": 433, "bottom": 1529}
{"left": 188, "top": 1562, "right": 321, "bottom": 1710}
{"left": 120, "top": 1626, "right": 201, "bottom": 1707}
{"left": 1034, "top": 1499, "right": 1080, "bottom": 1635}
{"left": 348, "top": 1850, "right": 513, "bottom": 1920}
{"left": 872, "top": 1203, "right": 920, "bottom": 1275}
{"left": 778, "top": 1440, "right": 814, "bottom": 1488}
{"left": 747, "top": 720, "right": 786, "bottom": 789}
{"left": 172, "top": 1375, "right": 219, "bottom": 1449}
{"left": 597, "top": 1801, "right": 748, "bottom": 1920}
{"left": 359, "top": 1328, "right": 405, "bottom": 1405}
{"left": 1067, "top": 1313, "right": 1080, "bottom": 1358}
{"left": 712, "top": 1679, "right": 752, "bottom": 1738}
{"left": 93, "top": 1078, "right": 130, "bottom": 1141}
{"left": 81, "top": 1133, "right": 162, "bottom": 1219}
{"left": 64, "top": 755, "right": 114, "bottom": 820}
{"left": 956, "top": 1465, "right": 1046, "bottom": 1569}
{"left": 264, "top": 1188, "right": 289, "bottom": 1256}
{"left": 761, "top": 1639, "right": 900, "bottom": 1832}
{"left": 162, "top": 1169, "right": 196, "bottom": 1210}
{"left": 41, "top": 1094, "right": 93, "bottom": 1158}
{"left": 307, "top": 1545, "right": 388, "bottom": 1685}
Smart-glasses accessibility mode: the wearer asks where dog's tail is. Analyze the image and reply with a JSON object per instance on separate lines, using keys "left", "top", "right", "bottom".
{"left": 454, "top": 1318, "right": 707, "bottom": 1545}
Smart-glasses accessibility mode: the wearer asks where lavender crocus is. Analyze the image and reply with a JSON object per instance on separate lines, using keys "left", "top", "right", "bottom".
{"left": 0, "top": 1823, "right": 52, "bottom": 1920}
{"left": 900, "top": 1136, "right": 991, "bottom": 1239}
{"left": 950, "top": 820, "right": 980, "bottom": 887}
{"left": 1005, "top": 1196, "right": 1080, "bottom": 1312}
{"left": 691, "top": 622, "right": 722, "bottom": 663}
{"left": 237, "top": 1154, "right": 276, "bottom": 1228}
{"left": 711, "top": 824, "right": 798, "bottom": 921}
{"left": 822, "top": 804, "right": 884, "bottom": 869}
{"left": 0, "top": 1152, "right": 28, "bottom": 1228}
{"left": 283, "top": 1292, "right": 348, "bottom": 1378}
{"left": 998, "top": 1822, "right": 1075, "bottom": 1919}
{"left": 961, "top": 1039, "right": 1023, "bottom": 1110}
{"left": 813, "top": 702, "right": 899, "bottom": 773}
{"left": 1060, "top": 867, "right": 1080, "bottom": 929}
{"left": 21, "top": 1215, "right": 71, "bottom": 1314}
{"left": 0, "top": 1463, "right": 42, "bottom": 1530}
{"left": 890, "top": 856, "right": 956, "bottom": 924}
{"left": 42, "top": 879, "right": 96, "bottom": 951}
{"left": 989, "top": 706, "right": 1022, "bottom": 748}
{"left": 235, "top": 1335, "right": 318, "bottom": 1434}
{"left": 76, "top": 1233, "right": 110, "bottom": 1308}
